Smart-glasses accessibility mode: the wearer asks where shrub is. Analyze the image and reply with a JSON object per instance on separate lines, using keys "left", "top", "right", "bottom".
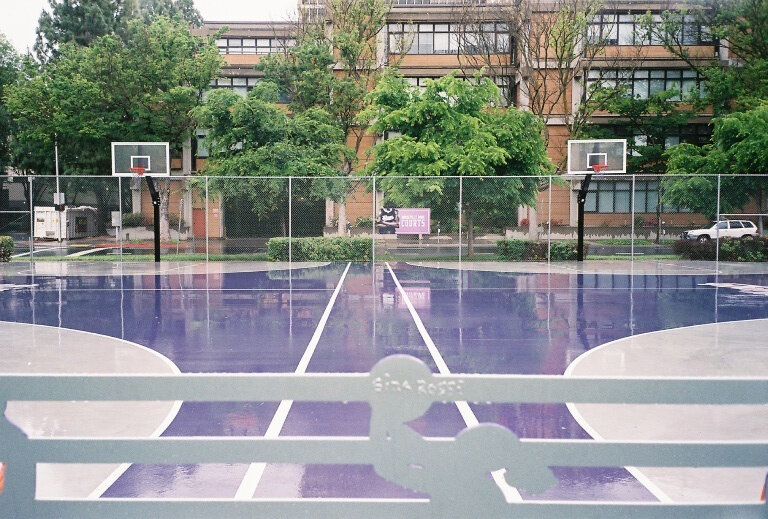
{"left": 355, "top": 216, "right": 373, "bottom": 228}
{"left": 0, "top": 236, "right": 13, "bottom": 262}
{"left": 674, "top": 238, "right": 768, "bottom": 262}
{"left": 267, "top": 237, "right": 372, "bottom": 261}
{"left": 122, "top": 213, "right": 145, "bottom": 227}
{"left": 497, "top": 239, "right": 583, "bottom": 261}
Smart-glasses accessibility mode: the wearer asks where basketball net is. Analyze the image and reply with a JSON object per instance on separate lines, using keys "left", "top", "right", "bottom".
{"left": 130, "top": 167, "right": 146, "bottom": 177}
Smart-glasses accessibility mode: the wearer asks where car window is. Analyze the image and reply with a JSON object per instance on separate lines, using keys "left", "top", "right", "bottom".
{"left": 716, "top": 221, "right": 728, "bottom": 230}
{"left": 730, "top": 221, "right": 743, "bottom": 229}
{"left": 742, "top": 221, "right": 756, "bottom": 228}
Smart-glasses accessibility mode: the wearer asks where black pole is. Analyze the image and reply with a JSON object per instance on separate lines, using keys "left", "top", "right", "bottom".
{"left": 577, "top": 173, "right": 593, "bottom": 262}
{"left": 145, "top": 177, "right": 161, "bottom": 263}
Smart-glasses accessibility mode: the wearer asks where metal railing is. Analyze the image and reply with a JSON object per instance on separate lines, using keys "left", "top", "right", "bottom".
{"left": 1, "top": 354, "right": 767, "bottom": 517}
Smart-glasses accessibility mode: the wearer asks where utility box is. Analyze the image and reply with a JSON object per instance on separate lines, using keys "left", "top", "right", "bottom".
{"left": 34, "top": 206, "right": 98, "bottom": 240}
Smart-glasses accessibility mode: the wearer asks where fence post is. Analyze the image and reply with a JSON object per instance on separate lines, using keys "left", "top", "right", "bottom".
{"left": 372, "top": 176, "right": 376, "bottom": 265}
{"left": 118, "top": 176, "right": 123, "bottom": 262}
{"left": 205, "top": 176, "right": 209, "bottom": 264}
{"left": 28, "top": 176, "right": 34, "bottom": 259}
{"left": 458, "top": 176, "right": 463, "bottom": 264}
{"left": 631, "top": 175, "right": 636, "bottom": 259}
{"left": 716, "top": 174, "right": 721, "bottom": 265}
{"left": 288, "top": 176, "right": 292, "bottom": 266}
{"left": 547, "top": 175, "right": 552, "bottom": 263}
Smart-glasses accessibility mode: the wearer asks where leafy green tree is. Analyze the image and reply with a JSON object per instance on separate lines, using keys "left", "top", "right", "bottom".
{"left": 35, "top": 0, "right": 202, "bottom": 61}
{"left": 194, "top": 84, "right": 353, "bottom": 236}
{"left": 127, "top": 0, "right": 202, "bottom": 27}
{"left": 8, "top": 17, "right": 221, "bottom": 235}
{"left": 259, "top": 0, "right": 394, "bottom": 234}
{"left": 663, "top": 105, "right": 768, "bottom": 221}
{"left": 35, "top": 0, "right": 130, "bottom": 60}
{"left": 0, "top": 35, "right": 20, "bottom": 173}
{"left": 365, "top": 72, "right": 553, "bottom": 256}
{"left": 648, "top": 0, "right": 768, "bottom": 231}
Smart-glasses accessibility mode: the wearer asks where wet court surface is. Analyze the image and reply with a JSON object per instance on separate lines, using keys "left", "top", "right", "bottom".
{"left": 1, "top": 261, "right": 767, "bottom": 502}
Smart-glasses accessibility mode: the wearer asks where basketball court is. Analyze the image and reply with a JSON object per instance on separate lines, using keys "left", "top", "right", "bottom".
{"left": 1, "top": 258, "right": 768, "bottom": 504}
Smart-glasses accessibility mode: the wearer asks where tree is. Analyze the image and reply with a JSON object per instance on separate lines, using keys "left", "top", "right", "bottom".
{"left": 194, "top": 85, "right": 353, "bottom": 236}
{"left": 365, "top": 72, "right": 553, "bottom": 256}
{"left": 663, "top": 104, "right": 768, "bottom": 222}
{"left": 127, "top": 0, "right": 202, "bottom": 27}
{"left": 35, "top": 0, "right": 202, "bottom": 61}
{"left": 259, "top": 0, "right": 396, "bottom": 234}
{"left": 454, "top": 0, "right": 641, "bottom": 150}
{"left": 652, "top": 0, "right": 768, "bottom": 231}
{"left": 35, "top": 0, "right": 130, "bottom": 60}
{"left": 0, "top": 35, "right": 20, "bottom": 173}
{"left": 7, "top": 17, "right": 221, "bottom": 236}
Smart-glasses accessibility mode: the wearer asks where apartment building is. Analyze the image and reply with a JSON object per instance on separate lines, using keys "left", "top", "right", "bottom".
{"left": 198, "top": 0, "right": 723, "bottom": 235}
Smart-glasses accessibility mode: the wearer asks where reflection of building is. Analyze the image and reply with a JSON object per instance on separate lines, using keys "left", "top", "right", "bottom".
{"left": 192, "top": 1, "right": 747, "bottom": 237}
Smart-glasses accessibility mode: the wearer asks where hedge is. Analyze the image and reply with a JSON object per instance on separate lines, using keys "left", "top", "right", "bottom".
{"left": 0, "top": 236, "right": 13, "bottom": 262}
{"left": 497, "top": 239, "right": 582, "bottom": 261}
{"left": 673, "top": 238, "right": 768, "bottom": 262}
{"left": 267, "top": 237, "right": 372, "bottom": 261}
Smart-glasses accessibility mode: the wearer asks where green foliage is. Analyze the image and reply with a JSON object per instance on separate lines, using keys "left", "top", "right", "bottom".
{"left": 0, "top": 35, "right": 20, "bottom": 173}
{"left": 497, "top": 239, "right": 582, "bottom": 261}
{"left": 194, "top": 85, "right": 352, "bottom": 222}
{"left": 581, "top": 89, "right": 697, "bottom": 174}
{"left": 35, "top": 0, "right": 129, "bottom": 60}
{"left": 0, "top": 236, "right": 13, "bottom": 262}
{"left": 673, "top": 237, "right": 768, "bottom": 262}
{"left": 267, "top": 237, "right": 373, "bottom": 261}
{"left": 355, "top": 216, "right": 373, "bottom": 228}
{"left": 365, "top": 72, "right": 552, "bottom": 253}
{"left": 7, "top": 17, "right": 221, "bottom": 176}
{"left": 35, "top": 0, "right": 203, "bottom": 61}
{"left": 662, "top": 104, "right": 768, "bottom": 219}
{"left": 122, "top": 212, "right": 145, "bottom": 227}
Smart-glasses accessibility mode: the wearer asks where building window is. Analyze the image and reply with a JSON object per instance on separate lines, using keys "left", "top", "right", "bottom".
{"left": 216, "top": 37, "right": 294, "bottom": 55}
{"left": 388, "top": 23, "right": 511, "bottom": 55}
{"left": 587, "top": 69, "right": 705, "bottom": 101}
{"left": 585, "top": 179, "right": 691, "bottom": 213}
{"left": 209, "top": 77, "right": 290, "bottom": 103}
{"left": 405, "top": 76, "right": 515, "bottom": 106}
{"left": 588, "top": 12, "right": 713, "bottom": 46}
{"left": 603, "top": 124, "right": 712, "bottom": 153}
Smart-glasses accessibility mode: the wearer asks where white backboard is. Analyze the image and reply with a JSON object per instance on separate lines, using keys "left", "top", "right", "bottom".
{"left": 567, "top": 139, "right": 627, "bottom": 176}
{"left": 111, "top": 142, "right": 170, "bottom": 177}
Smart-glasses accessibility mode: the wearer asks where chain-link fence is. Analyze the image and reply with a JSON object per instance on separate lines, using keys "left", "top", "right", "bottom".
{"left": 2, "top": 174, "right": 767, "bottom": 265}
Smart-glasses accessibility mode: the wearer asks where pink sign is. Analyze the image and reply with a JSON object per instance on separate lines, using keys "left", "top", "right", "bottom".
{"left": 396, "top": 208, "right": 431, "bottom": 235}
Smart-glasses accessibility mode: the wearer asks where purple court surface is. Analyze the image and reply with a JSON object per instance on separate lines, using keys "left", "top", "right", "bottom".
{"left": 1, "top": 261, "right": 768, "bottom": 502}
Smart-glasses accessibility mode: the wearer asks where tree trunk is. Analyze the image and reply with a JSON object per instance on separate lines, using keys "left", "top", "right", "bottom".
{"left": 159, "top": 180, "right": 171, "bottom": 241}
{"left": 466, "top": 210, "right": 474, "bottom": 258}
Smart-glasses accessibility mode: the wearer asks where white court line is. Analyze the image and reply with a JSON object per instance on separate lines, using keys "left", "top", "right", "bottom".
{"left": 66, "top": 247, "right": 114, "bottom": 258}
{"left": 234, "top": 262, "right": 352, "bottom": 500}
{"left": 385, "top": 262, "right": 523, "bottom": 503}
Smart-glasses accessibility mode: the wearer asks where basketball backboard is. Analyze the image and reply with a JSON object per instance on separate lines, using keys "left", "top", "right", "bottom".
{"left": 111, "top": 142, "right": 170, "bottom": 177}
{"left": 566, "top": 139, "right": 627, "bottom": 177}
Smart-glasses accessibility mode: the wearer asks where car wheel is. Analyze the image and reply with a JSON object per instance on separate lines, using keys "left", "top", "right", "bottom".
{"left": 741, "top": 234, "right": 755, "bottom": 241}
{"left": 697, "top": 235, "right": 710, "bottom": 243}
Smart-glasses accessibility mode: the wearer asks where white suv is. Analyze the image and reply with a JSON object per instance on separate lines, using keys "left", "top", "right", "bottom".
{"left": 681, "top": 220, "right": 760, "bottom": 242}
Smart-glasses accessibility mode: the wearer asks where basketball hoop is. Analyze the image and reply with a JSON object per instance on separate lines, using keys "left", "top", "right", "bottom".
{"left": 130, "top": 167, "right": 146, "bottom": 177}
{"left": 591, "top": 164, "right": 608, "bottom": 174}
